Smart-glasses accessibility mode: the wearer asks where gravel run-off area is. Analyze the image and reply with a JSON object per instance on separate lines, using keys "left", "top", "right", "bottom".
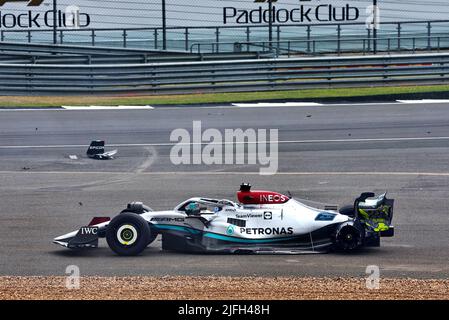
{"left": 0, "top": 276, "right": 448, "bottom": 300}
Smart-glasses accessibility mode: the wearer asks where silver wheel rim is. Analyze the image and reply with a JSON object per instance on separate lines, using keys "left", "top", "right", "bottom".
{"left": 117, "top": 224, "right": 138, "bottom": 246}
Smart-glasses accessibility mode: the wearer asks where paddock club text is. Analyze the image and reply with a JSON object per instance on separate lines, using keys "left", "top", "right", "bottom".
{"left": 0, "top": 10, "right": 90, "bottom": 28}
{"left": 223, "top": 3, "right": 360, "bottom": 24}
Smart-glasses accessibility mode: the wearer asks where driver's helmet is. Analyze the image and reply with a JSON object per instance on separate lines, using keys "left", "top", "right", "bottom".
{"left": 185, "top": 202, "right": 200, "bottom": 215}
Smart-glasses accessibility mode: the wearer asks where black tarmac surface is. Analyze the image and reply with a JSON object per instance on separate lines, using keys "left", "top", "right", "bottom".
{"left": 0, "top": 102, "right": 448, "bottom": 278}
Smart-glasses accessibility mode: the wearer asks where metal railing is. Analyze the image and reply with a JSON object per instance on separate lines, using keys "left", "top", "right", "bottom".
{"left": 190, "top": 36, "right": 449, "bottom": 57}
{"left": 0, "top": 41, "right": 272, "bottom": 65}
{"left": 1, "top": 52, "right": 449, "bottom": 95}
{"left": 2, "top": 19, "right": 449, "bottom": 54}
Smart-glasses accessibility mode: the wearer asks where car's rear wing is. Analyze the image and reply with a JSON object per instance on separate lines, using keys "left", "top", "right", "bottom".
{"left": 354, "top": 192, "right": 394, "bottom": 237}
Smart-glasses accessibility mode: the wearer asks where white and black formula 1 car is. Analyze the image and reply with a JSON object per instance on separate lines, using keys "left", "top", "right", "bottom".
{"left": 53, "top": 184, "right": 395, "bottom": 256}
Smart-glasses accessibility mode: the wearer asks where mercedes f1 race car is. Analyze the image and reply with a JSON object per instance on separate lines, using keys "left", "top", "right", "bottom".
{"left": 53, "top": 184, "right": 395, "bottom": 256}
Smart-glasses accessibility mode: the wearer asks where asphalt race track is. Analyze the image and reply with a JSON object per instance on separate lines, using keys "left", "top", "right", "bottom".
{"left": 1, "top": 102, "right": 449, "bottom": 279}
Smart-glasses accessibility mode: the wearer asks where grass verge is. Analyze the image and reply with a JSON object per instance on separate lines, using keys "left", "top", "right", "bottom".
{"left": 1, "top": 85, "right": 449, "bottom": 107}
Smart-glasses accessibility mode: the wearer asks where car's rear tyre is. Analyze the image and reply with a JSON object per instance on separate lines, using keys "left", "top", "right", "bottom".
{"left": 334, "top": 222, "right": 364, "bottom": 252}
{"left": 106, "top": 213, "right": 152, "bottom": 256}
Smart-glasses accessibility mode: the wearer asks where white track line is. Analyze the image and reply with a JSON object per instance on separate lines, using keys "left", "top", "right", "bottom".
{"left": 233, "top": 102, "right": 323, "bottom": 107}
{"left": 234, "top": 100, "right": 449, "bottom": 108}
{"left": 61, "top": 105, "right": 154, "bottom": 110}
{"left": 2, "top": 100, "right": 449, "bottom": 112}
{"left": 1, "top": 171, "right": 449, "bottom": 176}
{"left": 1, "top": 136, "right": 448, "bottom": 149}
{"left": 397, "top": 99, "right": 449, "bottom": 104}
{"left": 158, "top": 102, "right": 409, "bottom": 111}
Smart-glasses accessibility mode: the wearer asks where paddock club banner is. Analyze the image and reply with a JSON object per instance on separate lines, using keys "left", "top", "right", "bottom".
{"left": 0, "top": 0, "right": 90, "bottom": 29}
{"left": 0, "top": 0, "right": 448, "bottom": 30}
{"left": 0, "top": 0, "right": 372, "bottom": 30}
{"left": 223, "top": 0, "right": 361, "bottom": 25}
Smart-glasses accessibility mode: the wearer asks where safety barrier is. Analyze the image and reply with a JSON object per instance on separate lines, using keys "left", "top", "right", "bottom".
{"left": 0, "top": 41, "right": 271, "bottom": 64}
{"left": 1, "top": 52, "right": 448, "bottom": 95}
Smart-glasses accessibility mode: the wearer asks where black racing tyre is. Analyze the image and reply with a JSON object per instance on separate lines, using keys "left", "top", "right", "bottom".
{"left": 120, "top": 210, "right": 138, "bottom": 214}
{"left": 339, "top": 205, "right": 355, "bottom": 218}
{"left": 146, "top": 231, "right": 158, "bottom": 247}
{"left": 106, "top": 213, "right": 152, "bottom": 256}
{"left": 120, "top": 202, "right": 153, "bottom": 215}
{"left": 334, "top": 222, "right": 364, "bottom": 252}
{"left": 118, "top": 212, "right": 158, "bottom": 245}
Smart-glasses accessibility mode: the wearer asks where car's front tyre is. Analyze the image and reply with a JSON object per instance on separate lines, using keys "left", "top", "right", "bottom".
{"left": 106, "top": 213, "right": 152, "bottom": 256}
